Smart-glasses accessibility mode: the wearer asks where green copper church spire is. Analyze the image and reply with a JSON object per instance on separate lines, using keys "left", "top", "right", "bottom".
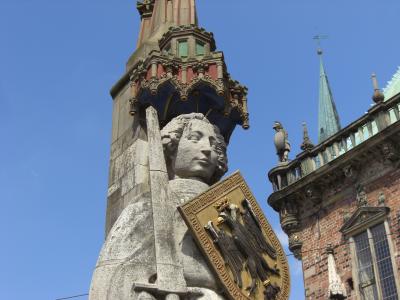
{"left": 317, "top": 48, "right": 341, "bottom": 143}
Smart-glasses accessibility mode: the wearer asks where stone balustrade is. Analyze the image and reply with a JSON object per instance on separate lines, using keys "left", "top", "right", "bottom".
{"left": 268, "top": 93, "right": 400, "bottom": 192}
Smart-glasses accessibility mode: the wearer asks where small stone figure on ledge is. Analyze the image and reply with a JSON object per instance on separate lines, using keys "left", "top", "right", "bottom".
{"left": 273, "top": 121, "right": 291, "bottom": 163}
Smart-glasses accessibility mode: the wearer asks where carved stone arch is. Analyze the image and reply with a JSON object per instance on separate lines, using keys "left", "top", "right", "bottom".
{"left": 187, "top": 75, "right": 224, "bottom": 97}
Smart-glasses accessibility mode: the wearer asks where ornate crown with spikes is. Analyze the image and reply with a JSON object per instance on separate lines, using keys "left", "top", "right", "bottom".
{"left": 214, "top": 198, "right": 230, "bottom": 212}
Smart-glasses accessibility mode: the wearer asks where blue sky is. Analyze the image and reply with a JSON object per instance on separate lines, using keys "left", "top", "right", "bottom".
{"left": 0, "top": 0, "right": 399, "bottom": 299}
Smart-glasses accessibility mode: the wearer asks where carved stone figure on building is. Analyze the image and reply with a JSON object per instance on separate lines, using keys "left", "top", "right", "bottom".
{"left": 356, "top": 185, "right": 367, "bottom": 207}
{"left": 273, "top": 121, "right": 291, "bottom": 163}
{"left": 381, "top": 141, "right": 400, "bottom": 166}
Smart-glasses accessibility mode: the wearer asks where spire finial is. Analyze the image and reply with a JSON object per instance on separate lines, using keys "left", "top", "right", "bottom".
{"left": 301, "top": 122, "right": 314, "bottom": 151}
{"left": 371, "top": 73, "right": 385, "bottom": 103}
{"left": 313, "top": 34, "right": 327, "bottom": 56}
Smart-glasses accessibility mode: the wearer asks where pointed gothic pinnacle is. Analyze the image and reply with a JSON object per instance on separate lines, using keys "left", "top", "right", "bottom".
{"left": 371, "top": 73, "right": 385, "bottom": 103}
{"left": 301, "top": 122, "right": 314, "bottom": 151}
{"left": 317, "top": 46, "right": 341, "bottom": 143}
{"left": 135, "top": 0, "right": 198, "bottom": 50}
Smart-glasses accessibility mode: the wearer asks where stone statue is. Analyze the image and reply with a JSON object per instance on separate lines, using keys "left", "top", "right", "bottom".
{"left": 89, "top": 113, "right": 228, "bottom": 300}
{"left": 273, "top": 121, "right": 291, "bottom": 163}
{"left": 161, "top": 113, "right": 227, "bottom": 299}
{"left": 161, "top": 113, "right": 227, "bottom": 185}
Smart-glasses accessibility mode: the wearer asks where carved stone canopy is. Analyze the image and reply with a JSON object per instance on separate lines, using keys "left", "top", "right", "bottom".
{"left": 127, "top": 49, "right": 249, "bottom": 143}
{"left": 340, "top": 206, "right": 390, "bottom": 237}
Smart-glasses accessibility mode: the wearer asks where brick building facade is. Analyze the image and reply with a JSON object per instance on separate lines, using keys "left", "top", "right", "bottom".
{"left": 268, "top": 69, "right": 400, "bottom": 299}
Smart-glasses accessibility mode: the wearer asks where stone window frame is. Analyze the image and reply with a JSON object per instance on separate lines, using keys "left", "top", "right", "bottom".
{"left": 341, "top": 207, "right": 400, "bottom": 299}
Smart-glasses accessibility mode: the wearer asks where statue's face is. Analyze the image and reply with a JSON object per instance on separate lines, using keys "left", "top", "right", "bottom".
{"left": 174, "top": 119, "right": 219, "bottom": 183}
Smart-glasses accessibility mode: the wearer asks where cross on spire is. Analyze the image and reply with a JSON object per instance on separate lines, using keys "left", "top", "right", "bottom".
{"left": 313, "top": 34, "right": 328, "bottom": 55}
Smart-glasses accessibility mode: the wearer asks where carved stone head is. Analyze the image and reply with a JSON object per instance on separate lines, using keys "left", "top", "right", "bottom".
{"left": 273, "top": 121, "right": 283, "bottom": 132}
{"left": 161, "top": 113, "right": 228, "bottom": 184}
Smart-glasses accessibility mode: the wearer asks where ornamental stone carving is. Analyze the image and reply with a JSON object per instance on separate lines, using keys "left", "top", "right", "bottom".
{"left": 381, "top": 141, "right": 400, "bottom": 167}
{"left": 279, "top": 200, "right": 299, "bottom": 234}
{"left": 356, "top": 185, "right": 367, "bottom": 207}
{"left": 304, "top": 186, "right": 322, "bottom": 205}
{"left": 162, "top": 61, "right": 179, "bottom": 77}
{"left": 288, "top": 232, "right": 303, "bottom": 260}
{"left": 343, "top": 164, "right": 357, "bottom": 179}
{"left": 192, "top": 62, "right": 209, "bottom": 76}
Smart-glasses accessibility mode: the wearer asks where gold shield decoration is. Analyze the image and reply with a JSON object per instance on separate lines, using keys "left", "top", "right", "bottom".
{"left": 178, "top": 171, "right": 290, "bottom": 300}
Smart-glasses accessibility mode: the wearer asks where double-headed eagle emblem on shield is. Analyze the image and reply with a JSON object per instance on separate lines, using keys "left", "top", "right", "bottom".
{"left": 178, "top": 172, "right": 290, "bottom": 300}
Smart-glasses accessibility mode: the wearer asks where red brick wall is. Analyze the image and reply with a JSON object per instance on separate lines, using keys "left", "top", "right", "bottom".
{"left": 299, "top": 167, "right": 400, "bottom": 299}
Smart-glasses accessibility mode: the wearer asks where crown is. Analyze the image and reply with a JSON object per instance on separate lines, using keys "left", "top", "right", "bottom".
{"left": 216, "top": 216, "right": 225, "bottom": 225}
{"left": 214, "top": 198, "right": 230, "bottom": 212}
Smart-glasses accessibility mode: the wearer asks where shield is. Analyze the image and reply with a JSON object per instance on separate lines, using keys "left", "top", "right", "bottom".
{"left": 178, "top": 171, "right": 290, "bottom": 300}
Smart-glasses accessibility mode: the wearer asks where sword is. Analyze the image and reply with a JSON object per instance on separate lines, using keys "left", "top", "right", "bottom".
{"left": 133, "top": 106, "right": 192, "bottom": 299}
